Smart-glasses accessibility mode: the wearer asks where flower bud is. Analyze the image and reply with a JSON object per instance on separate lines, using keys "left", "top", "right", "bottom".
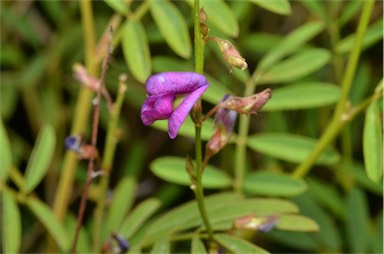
{"left": 234, "top": 214, "right": 279, "bottom": 232}
{"left": 205, "top": 95, "right": 237, "bottom": 161}
{"left": 73, "top": 64, "right": 101, "bottom": 91}
{"left": 199, "top": 8, "right": 209, "bottom": 39}
{"left": 220, "top": 88, "right": 272, "bottom": 114}
{"left": 209, "top": 37, "right": 247, "bottom": 71}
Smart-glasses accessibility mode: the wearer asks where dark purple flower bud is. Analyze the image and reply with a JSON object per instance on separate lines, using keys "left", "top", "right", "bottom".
{"left": 141, "top": 72, "right": 209, "bottom": 139}
{"left": 205, "top": 95, "right": 237, "bottom": 159}
{"left": 220, "top": 88, "right": 272, "bottom": 114}
{"left": 65, "top": 135, "right": 83, "bottom": 153}
{"left": 112, "top": 233, "right": 129, "bottom": 253}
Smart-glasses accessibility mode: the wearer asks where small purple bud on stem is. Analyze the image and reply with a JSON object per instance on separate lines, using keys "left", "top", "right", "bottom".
{"left": 204, "top": 95, "right": 237, "bottom": 167}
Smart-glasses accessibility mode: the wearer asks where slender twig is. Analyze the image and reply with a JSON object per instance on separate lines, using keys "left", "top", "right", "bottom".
{"left": 71, "top": 28, "right": 113, "bottom": 254}
{"left": 192, "top": 0, "right": 214, "bottom": 244}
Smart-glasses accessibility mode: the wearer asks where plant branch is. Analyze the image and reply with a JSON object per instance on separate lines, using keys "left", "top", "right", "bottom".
{"left": 292, "top": 0, "right": 375, "bottom": 178}
{"left": 93, "top": 76, "right": 127, "bottom": 252}
{"left": 52, "top": 0, "right": 97, "bottom": 226}
{"left": 71, "top": 28, "right": 113, "bottom": 253}
{"left": 192, "top": 0, "right": 214, "bottom": 244}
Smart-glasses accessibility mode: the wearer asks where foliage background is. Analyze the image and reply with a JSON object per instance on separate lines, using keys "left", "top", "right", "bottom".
{"left": 0, "top": 0, "right": 383, "bottom": 253}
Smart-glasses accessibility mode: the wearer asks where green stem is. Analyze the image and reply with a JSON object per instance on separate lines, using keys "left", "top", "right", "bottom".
{"left": 93, "top": 81, "right": 127, "bottom": 251}
{"left": 192, "top": 0, "right": 213, "bottom": 243}
{"left": 194, "top": 0, "right": 204, "bottom": 74}
{"left": 234, "top": 71, "right": 262, "bottom": 193}
{"left": 292, "top": 0, "right": 375, "bottom": 178}
{"left": 52, "top": 0, "right": 96, "bottom": 227}
{"left": 194, "top": 125, "right": 214, "bottom": 241}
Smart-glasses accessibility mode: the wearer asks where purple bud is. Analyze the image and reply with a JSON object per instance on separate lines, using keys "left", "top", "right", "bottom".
{"left": 112, "top": 233, "right": 129, "bottom": 253}
{"left": 65, "top": 135, "right": 82, "bottom": 153}
{"left": 141, "top": 72, "right": 209, "bottom": 139}
{"left": 205, "top": 95, "right": 237, "bottom": 161}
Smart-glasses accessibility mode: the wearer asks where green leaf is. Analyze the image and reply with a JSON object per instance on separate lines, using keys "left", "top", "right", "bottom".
{"left": 120, "top": 198, "right": 162, "bottom": 239}
{"left": 191, "top": 235, "right": 207, "bottom": 254}
{"left": 150, "top": 156, "right": 232, "bottom": 189}
{"left": 249, "top": 0, "right": 291, "bottom": 15}
{"left": 150, "top": 238, "right": 170, "bottom": 254}
{"left": 242, "top": 33, "right": 282, "bottom": 55}
{"left": 151, "top": 116, "right": 215, "bottom": 141}
{"left": 276, "top": 214, "right": 319, "bottom": 232}
{"left": 293, "top": 193, "right": 342, "bottom": 252}
{"left": 152, "top": 56, "right": 194, "bottom": 73}
{"left": 363, "top": 99, "right": 383, "bottom": 182}
{"left": 258, "top": 48, "right": 331, "bottom": 84}
{"left": 122, "top": 20, "right": 151, "bottom": 83}
{"left": 247, "top": 133, "right": 340, "bottom": 165}
{"left": 299, "top": 0, "right": 327, "bottom": 20}
{"left": 104, "top": 177, "right": 137, "bottom": 242}
{"left": 258, "top": 21, "right": 324, "bottom": 72}
{"left": 104, "top": 0, "right": 129, "bottom": 14}
{"left": 346, "top": 188, "right": 370, "bottom": 253}
{"left": 202, "top": 0, "right": 239, "bottom": 37}
{"left": 2, "top": 191, "right": 21, "bottom": 254}
{"left": 339, "top": 0, "right": 364, "bottom": 27}
{"left": 346, "top": 161, "right": 382, "bottom": 195}
{"left": 0, "top": 119, "right": 12, "bottom": 181}
{"left": 337, "top": 18, "right": 383, "bottom": 54}
{"left": 262, "top": 83, "right": 341, "bottom": 111}
{"left": 203, "top": 75, "right": 234, "bottom": 105}
{"left": 307, "top": 177, "right": 345, "bottom": 219}
{"left": 150, "top": 1, "right": 191, "bottom": 58}
{"left": 144, "top": 192, "right": 241, "bottom": 244}
{"left": 24, "top": 125, "right": 56, "bottom": 193}
{"left": 26, "top": 197, "right": 70, "bottom": 251}
{"left": 207, "top": 198, "right": 299, "bottom": 231}
{"left": 244, "top": 171, "right": 307, "bottom": 197}
{"left": 185, "top": 0, "right": 239, "bottom": 37}
{"left": 267, "top": 231, "right": 317, "bottom": 251}
{"left": 215, "top": 234, "right": 269, "bottom": 254}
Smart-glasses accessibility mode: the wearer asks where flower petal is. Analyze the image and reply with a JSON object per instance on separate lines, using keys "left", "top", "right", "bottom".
{"left": 141, "top": 94, "right": 175, "bottom": 125}
{"left": 168, "top": 85, "right": 208, "bottom": 139}
{"left": 146, "top": 72, "right": 208, "bottom": 96}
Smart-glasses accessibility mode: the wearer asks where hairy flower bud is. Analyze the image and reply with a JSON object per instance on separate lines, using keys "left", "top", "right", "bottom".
{"left": 220, "top": 88, "right": 272, "bottom": 114}
{"left": 209, "top": 37, "right": 247, "bottom": 71}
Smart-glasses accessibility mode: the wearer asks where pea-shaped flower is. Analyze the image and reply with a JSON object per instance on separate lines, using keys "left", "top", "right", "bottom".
{"left": 141, "top": 72, "right": 209, "bottom": 139}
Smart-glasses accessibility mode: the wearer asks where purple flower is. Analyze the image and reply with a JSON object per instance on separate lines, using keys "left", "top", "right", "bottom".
{"left": 141, "top": 72, "right": 209, "bottom": 139}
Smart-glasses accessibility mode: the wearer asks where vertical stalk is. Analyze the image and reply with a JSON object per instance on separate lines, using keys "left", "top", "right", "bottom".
{"left": 234, "top": 71, "right": 262, "bottom": 193}
{"left": 93, "top": 80, "right": 127, "bottom": 252}
{"left": 192, "top": 0, "right": 214, "bottom": 243}
{"left": 292, "top": 0, "right": 375, "bottom": 178}
{"left": 50, "top": 1, "right": 96, "bottom": 251}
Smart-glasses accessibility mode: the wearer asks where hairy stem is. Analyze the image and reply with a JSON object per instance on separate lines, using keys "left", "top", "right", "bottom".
{"left": 192, "top": 0, "right": 214, "bottom": 243}
{"left": 71, "top": 26, "right": 113, "bottom": 254}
